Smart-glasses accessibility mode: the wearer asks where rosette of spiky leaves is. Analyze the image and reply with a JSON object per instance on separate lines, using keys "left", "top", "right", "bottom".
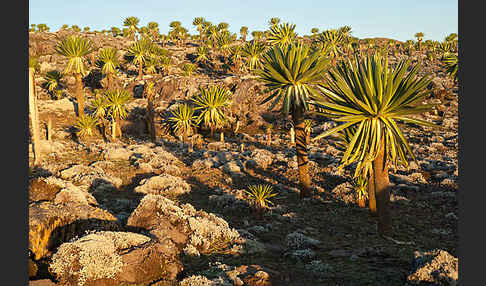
{"left": 74, "top": 115, "right": 99, "bottom": 138}
{"left": 215, "top": 31, "right": 233, "bottom": 56}
{"left": 217, "top": 22, "right": 229, "bottom": 31}
{"left": 144, "top": 55, "right": 159, "bottom": 74}
{"left": 251, "top": 31, "right": 264, "bottom": 41}
{"left": 245, "top": 184, "right": 278, "bottom": 210}
{"left": 195, "top": 46, "right": 209, "bottom": 63}
{"left": 317, "top": 30, "right": 344, "bottom": 59}
{"left": 123, "top": 16, "right": 139, "bottom": 39}
{"left": 312, "top": 41, "right": 333, "bottom": 58}
{"left": 441, "top": 53, "right": 458, "bottom": 82}
{"left": 105, "top": 89, "right": 131, "bottom": 121}
{"left": 160, "top": 56, "right": 173, "bottom": 75}
{"left": 43, "top": 70, "right": 63, "bottom": 92}
{"left": 268, "top": 17, "right": 281, "bottom": 28}
{"left": 241, "top": 40, "right": 267, "bottom": 71}
{"left": 337, "top": 26, "right": 352, "bottom": 38}
{"left": 91, "top": 95, "right": 109, "bottom": 119}
{"left": 182, "top": 63, "right": 196, "bottom": 76}
{"left": 256, "top": 43, "right": 331, "bottom": 116}
{"left": 168, "top": 103, "right": 197, "bottom": 138}
{"left": 192, "top": 85, "right": 232, "bottom": 133}
{"left": 438, "top": 42, "right": 452, "bottom": 56}
{"left": 127, "top": 37, "right": 154, "bottom": 67}
{"left": 267, "top": 23, "right": 297, "bottom": 48}
{"left": 97, "top": 47, "right": 120, "bottom": 76}
{"left": 310, "top": 53, "right": 438, "bottom": 178}
{"left": 229, "top": 45, "right": 244, "bottom": 67}
{"left": 55, "top": 35, "right": 93, "bottom": 76}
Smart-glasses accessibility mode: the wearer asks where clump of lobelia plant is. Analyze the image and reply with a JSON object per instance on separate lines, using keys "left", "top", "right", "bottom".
{"left": 74, "top": 114, "right": 99, "bottom": 140}
{"left": 55, "top": 35, "right": 93, "bottom": 117}
{"left": 256, "top": 42, "right": 331, "bottom": 198}
{"left": 168, "top": 103, "right": 198, "bottom": 143}
{"left": 245, "top": 184, "right": 278, "bottom": 218}
{"left": 104, "top": 89, "right": 131, "bottom": 140}
{"left": 310, "top": 52, "right": 438, "bottom": 237}
{"left": 191, "top": 84, "right": 232, "bottom": 139}
{"left": 43, "top": 70, "right": 64, "bottom": 99}
{"left": 182, "top": 63, "right": 197, "bottom": 76}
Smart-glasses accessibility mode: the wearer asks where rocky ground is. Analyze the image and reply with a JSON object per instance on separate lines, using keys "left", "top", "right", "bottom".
{"left": 28, "top": 31, "right": 458, "bottom": 285}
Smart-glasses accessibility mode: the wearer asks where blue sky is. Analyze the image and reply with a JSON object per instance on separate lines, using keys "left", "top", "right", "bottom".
{"left": 29, "top": 0, "right": 457, "bottom": 42}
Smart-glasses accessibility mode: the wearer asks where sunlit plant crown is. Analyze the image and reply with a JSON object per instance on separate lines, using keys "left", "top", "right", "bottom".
{"left": 256, "top": 42, "right": 331, "bottom": 116}
{"left": 310, "top": 53, "right": 438, "bottom": 177}
{"left": 55, "top": 35, "right": 93, "bottom": 75}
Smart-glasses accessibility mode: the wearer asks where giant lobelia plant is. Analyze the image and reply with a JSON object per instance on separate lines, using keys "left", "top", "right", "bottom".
{"left": 256, "top": 42, "right": 331, "bottom": 198}
{"left": 310, "top": 52, "right": 438, "bottom": 236}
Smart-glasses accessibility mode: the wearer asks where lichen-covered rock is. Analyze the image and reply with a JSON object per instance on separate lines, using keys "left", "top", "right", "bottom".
{"left": 29, "top": 202, "right": 119, "bottom": 260}
{"left": 180, "top": 275, "right": 214, "bottom": 286}
{"left": 103, "top": 147, "right": 132, "bottom": 161}
{"left": 129, "top": 144, "right": 184, "bottom": 175}
{"left": 49, "top": 231, "right": 182, "bottom": 285}
{"left": 127, "top": 195, "right": 241, "bottom": 256}
{"left": 247, "top": 149, "right": 274, "bottom": 170}
{"left": 58, "top": 164, "right": 122, "bottom": 188}
{"left": 29, "top": 177, "right": 62, "bottom": 203}
{"left": 53, "top": 186, "right": 98, "bottom": 206}
{"left": 286, "top": 231, "right": 321, "bottom": 250}
{"left": 407, "top": 249, "right": 458, "bottom": 285}
{"left": 134, "top": 173, "right": 191, "bottom": 196}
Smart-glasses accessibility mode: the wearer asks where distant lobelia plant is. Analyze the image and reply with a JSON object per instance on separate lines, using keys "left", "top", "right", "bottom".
{"left": 317, "top": 29, "right": 345, "bottom": 61}
{"left": 43, "top": 70, "right": 63, "bottom": 99}
{"left": 55, "top": 35, "right": 94, "bottom": 117}
{"left": 182, "top": 63, "right": 197, "bottom": 76}
{"left": 169, "top": 103, "right": 198, "bottom": 143}
{"left": 193, "top": 17, "right": 205, "bottom": 43}
{"left": 127, "top": 37, "right": 154, "bottom": 79}
{"left": 195, "top": 46, "right": 209, "bottom": 63}
{"left": 441, "top": 53, "right": 458, "bottom": 82}
{"left": 240, "top": 26, "right": 248, "bottom": 42}
{"left": 267, "top": 23, "right": 297, "bottom": 48}
{"left": 123, "top": 16, "right": 140, "bottom": 41}
{"left": 96, "top": 47, "right": 120, "bottom": 90}
{"left": 241, "top": 40, "right": 267, "bottom": 72}
{"left": 245, "top": 184, "right": 278, "bottom": 216}
{"left": 191, "top": 85, "right": 232, "bottom": 138}
{"left": 74, "top": 114, "right": 99, "bottom": 139}
{"left": 310, "top": 52, "right": 438, "bottom": 237}
{"left": 105, "top": 89, "right": 131, "bottom": 140}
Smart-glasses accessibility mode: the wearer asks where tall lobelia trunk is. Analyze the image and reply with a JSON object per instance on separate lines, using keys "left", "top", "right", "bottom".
{"left": 292, "top": 108, "right": 312, "bottom": 198}
{"left": 111, "top": 117, "right": 116, "bottom": 140}
{"left": 138, "top": 62, "right": 143, "bottom": 79}
{"left": 290, "top": 126, "right": 295, "bottom": 144}
{"left": 46, "top": 116, "right": 52, "bottom": 142}
{"left": 358, "top": 195, "right": 366, "bottom": 208}
{"left": 372, "top": 137, "right": 392, "bottom": 236}
{"left": 75, "top": 73, "right": 85, "bottom": 117}
{"left": 29, "top": 68, "right": 42, "bottom": 166}
{"left": 368, "top": 171, "right": 377, "bottom": 216}
{"left": 107, "top": 73, "right": 113, "bottom": 91}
